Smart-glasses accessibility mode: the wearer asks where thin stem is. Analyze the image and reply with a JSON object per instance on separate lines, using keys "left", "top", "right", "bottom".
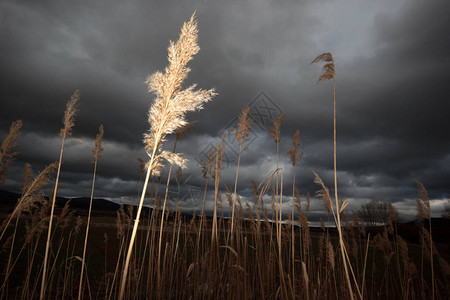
{"left": 40, "top": 136, "right": 65, "bottom": 300}
{"left": 332, "top": 77, "right": 354, "bottom": 300}
{"left": 78, "top": 159, "right": 98, "bottom": 300}
{"left": 230, "top": 144, "right": 243, "bottom": 242}
{"left": 156, "top": 159, "right": 175, "bottom": 295}
{"left": 118, "top": 156, "right": 153, "bottom": 300}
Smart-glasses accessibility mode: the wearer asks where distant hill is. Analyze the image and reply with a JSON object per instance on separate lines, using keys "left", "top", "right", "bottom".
{"left": 0, "top": 189, "right": 121, "bottom": 212}
{"left": 2, "top": 189, "right": 448, "bottom": 243}
{"left": 55, "top": 196, "right": 122, "bottom": 211}
{"left": 0, "top": 190, "right": 22, "bottom": 207}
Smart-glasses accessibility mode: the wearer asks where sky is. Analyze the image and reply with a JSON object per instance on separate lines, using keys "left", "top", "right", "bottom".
{"left": 1, "top": 0, "right": 449, "bottom": 222}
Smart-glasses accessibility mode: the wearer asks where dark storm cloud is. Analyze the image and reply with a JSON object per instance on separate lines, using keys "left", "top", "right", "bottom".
{"left": 1, "top": 0, "right": 449, "bottom": 220}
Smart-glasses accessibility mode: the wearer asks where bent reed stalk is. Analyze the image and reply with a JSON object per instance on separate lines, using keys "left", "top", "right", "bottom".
{"left": 118, "top": 14, "right": 216, "bottom": 300}
{"left": 311, "top": 53, "right": 355, "bottom": 300}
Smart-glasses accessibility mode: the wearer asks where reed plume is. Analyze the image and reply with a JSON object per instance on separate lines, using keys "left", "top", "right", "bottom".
{"left": 327, "top": 241, "right": 336, "bottom": 271}
{"left": 119, "top": 13, "right": 215, "bottom": 300}
{"left": 0, "top": 163, "right": 57, "bottom": 242}
{"left": 0, "top": 120, "right": 23, "bottom": 186}
{"left": 311, "top": 53, "right": 335, "bottom": 82}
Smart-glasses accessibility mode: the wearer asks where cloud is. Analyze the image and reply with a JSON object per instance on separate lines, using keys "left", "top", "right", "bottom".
{"left": 1, "top": 0, "right": 449, "bottom": 220}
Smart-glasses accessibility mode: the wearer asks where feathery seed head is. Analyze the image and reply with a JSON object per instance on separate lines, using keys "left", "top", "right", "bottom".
{"left": 201, "top": 145, "right": 214, "bottom": 179}
{"left": 93, "top": 124, "right": 104, "bottom": 160}
{"left": 235, "top": 107, "right": 253, "bottom": 145}
{"left": 0, "top": 120, "right": 23, "bottom": 186}
{"left": 397, "top": 235, "right": 410, "bottom": 271}
{"left": 311, "top": 52, "right": 334, "bottom": 64}
{"left": 60, "top": 90, "right": 80, "bottom": 138}
{"left": 313, "top": 172, "right": 333, "bottom": 216}
{"left": 415, "top": 180, "right": 431, "bottom": 221}
{"left": 11, "top": 163, "right": 54, "bottom": 217}
{"left": 311, "top": 52, "right": 335, "bottom": 82}
{"left": 327, "top": 241, "right": 335, "bottom": 271}
{"left": 269, "top": 112, "right": 284, "bottom": 144}
{"left": 75, "top": 215, "right": 83, "bottom": 234}
{"left": 212, "top": 133, "right": 226, "bottom": 180}
{"left": 22, "top": 163, "right": 33, "bottom": 194}
{"left": 143, "top": 14, "right": 216, "bottom": 175}
{"left": 287, "top": 130, "right": 302, "bottom": 166}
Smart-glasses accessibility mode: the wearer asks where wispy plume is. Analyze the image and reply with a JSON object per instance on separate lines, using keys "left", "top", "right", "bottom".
{"left": 59, "top": 90, "right": 80, "bottom": 138}
{"left": 143, "top": 13, "right": 216, "bottom": 175}
{"left": 119, "top": 14, "right": 216, "bottom": 300}
{"left": 311, "top": 52, "right": 335, "bottom": 82}
{"left": 0, "top": 120, "right": 23, "bottom": 186}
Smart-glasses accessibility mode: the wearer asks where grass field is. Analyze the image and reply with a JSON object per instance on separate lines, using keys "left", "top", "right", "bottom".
{"left": 0, "top": 209, "right": 449, "bottom": 299}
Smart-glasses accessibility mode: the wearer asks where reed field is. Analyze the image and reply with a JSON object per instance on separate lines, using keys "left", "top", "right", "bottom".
{"left": 1, "top": 14, "right": 449, "bottom": 300}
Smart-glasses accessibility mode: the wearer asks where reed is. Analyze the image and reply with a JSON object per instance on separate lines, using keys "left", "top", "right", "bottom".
{"left": 78, "top": 124, "right": 104, "bottom": 300}
{"left": 230, "top": 107, "right": 252, "bottom": 242}
{"left": 311, "top": 52, "right": 356, "bottom": 300}
{"left": 40, "top": 90, "right": 79, "bottom": 300}
{"left": 118, "top": 14, "right": 216, "bottom": 300}
{"left": 287, "top": 129, "right": 301, "bottom": 295}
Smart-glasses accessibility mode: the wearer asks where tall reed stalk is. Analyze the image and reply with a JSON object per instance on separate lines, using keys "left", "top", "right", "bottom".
{"left": 40, "top": 90, "right": 79, "bottom": 300}
{"left": 311, "top": 53, "right": 354, "bottom": 300}
{"left": 287, "top": 129, "right": 301, "bottom": 296}
{"left": 78, "top": 125, "right": 104, "bottom": 300}
{"left": 211, "top": 134, "right": 226, "bottom": 250}
{"left": 230, "top": 107, "right": 252, "bottom": 241}
{"left": 118, "top": 14, "right": 215, "bottom": 300}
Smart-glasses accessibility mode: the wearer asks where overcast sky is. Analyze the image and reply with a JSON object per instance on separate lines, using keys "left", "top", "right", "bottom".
{"left": 1, "top": 0, "right": 449, "bottom": 221}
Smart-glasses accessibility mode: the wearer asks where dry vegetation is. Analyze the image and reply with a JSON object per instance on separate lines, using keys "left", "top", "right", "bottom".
{"left": 0, "top": 14, "right": 449, "bottom": 300}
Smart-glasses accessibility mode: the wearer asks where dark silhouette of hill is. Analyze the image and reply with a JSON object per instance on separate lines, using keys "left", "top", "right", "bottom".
{"left": 1, "top": 189, "right": 448, "bottom": 243}
{"left": 0, "top": 189, "right": 121, "bottom": 213}
{"left": 55, "top": 196, "right": 121, "bottom": 211}
{"left": 0, "top": 189, "right": 157, "bottom": 217}
{"left": 0, "top": 190, "right": 20, "bottom": 207}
